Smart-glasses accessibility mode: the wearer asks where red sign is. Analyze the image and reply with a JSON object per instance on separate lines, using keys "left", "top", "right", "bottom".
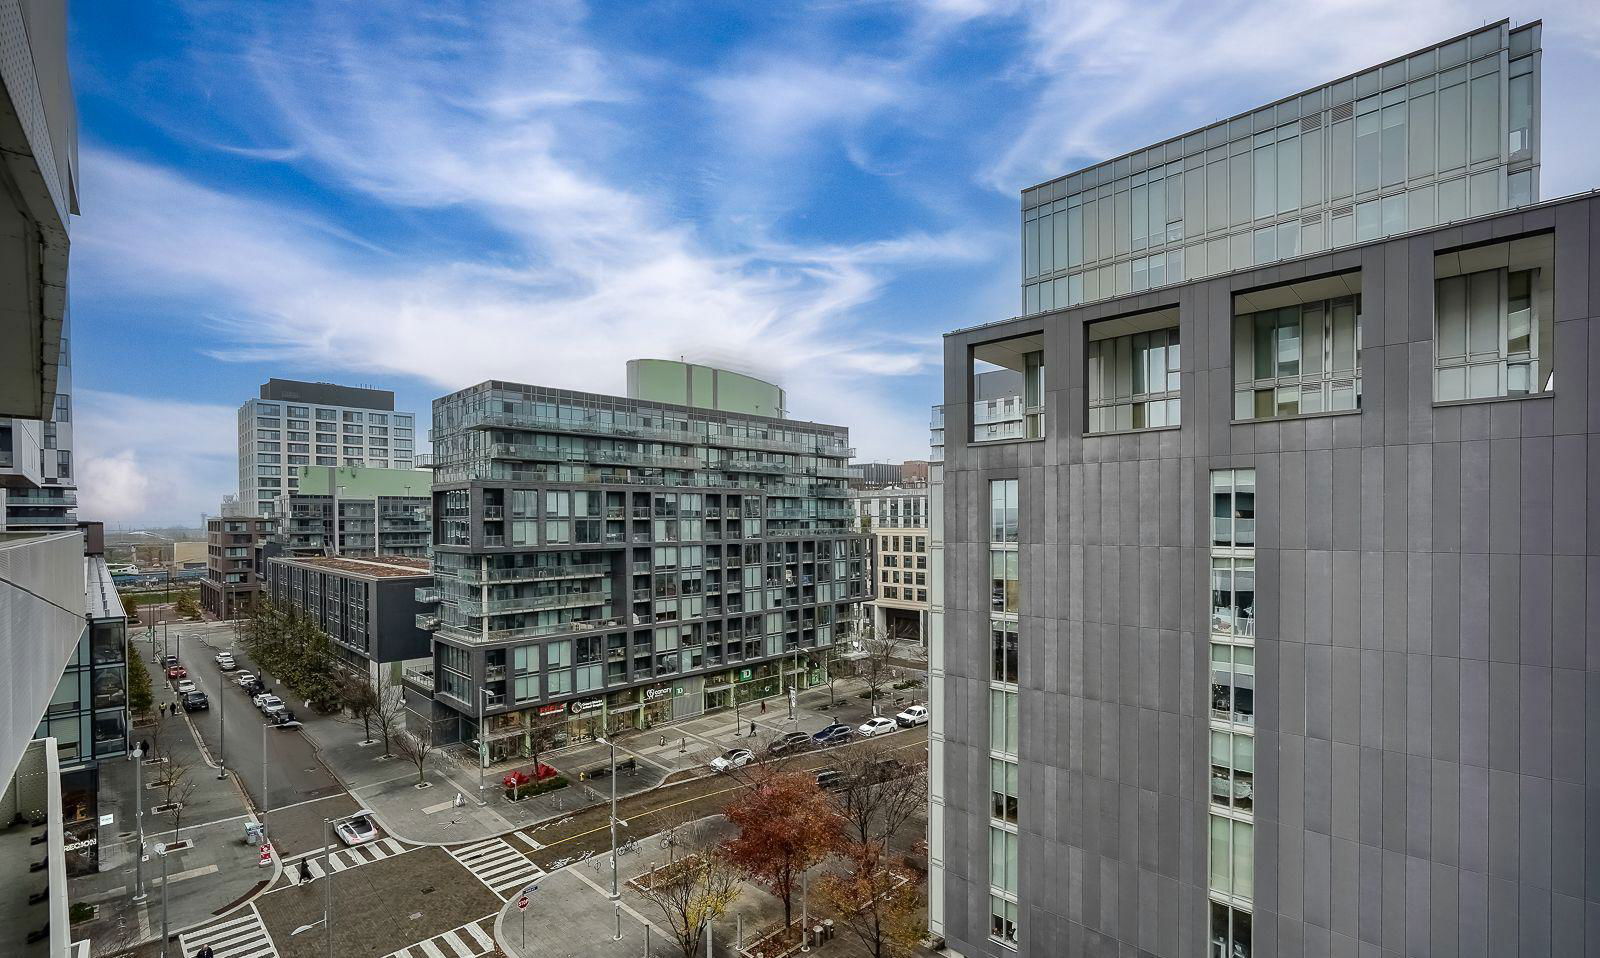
{"left": 516, "top": 895, "right": 529, "bottom": 911}
{"left": 258, "top": 843, "right": 273, "bottom": 867}
{"left": 537, "top": 703, "right": 565, "bottom": 717}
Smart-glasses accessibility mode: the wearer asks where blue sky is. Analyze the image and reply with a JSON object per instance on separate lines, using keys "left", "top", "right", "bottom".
{"left": 67, "top": 1, "right": 1600, "bottom": 527}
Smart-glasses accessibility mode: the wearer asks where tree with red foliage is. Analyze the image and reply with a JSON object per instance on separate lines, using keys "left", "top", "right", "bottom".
{"left": 722, "top": 769, "right": 836, "bottom": 927}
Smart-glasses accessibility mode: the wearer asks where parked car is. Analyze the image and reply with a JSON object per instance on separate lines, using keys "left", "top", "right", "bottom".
{"left": 270, "top": 708, "right": 299, "bottom": 728}
{"left": 262, "top": 700, "right": 287, "bottom": 719}
{"left": 768, "top": 731, "right": 812, "bottom": 755}
{"left": 213, "top": 650, "right": 232, "bottom": 663}
{"left": 254, "top": 693, "right": 284, "bottom": 713}
{"left": 862, "top": 757, "right": 908, "bottom": 784}
{"left": 181, "top": 691, "right": 209, "bottom": 712}
{"left": 234, "top": 672, "right": 257, "bottom": 687}
{"left": 163, "top": 655, "right": 179, "bottom": 668}
{"left": 812, "top": 723, "right": 854, "bottom": 747}
{"left": 165, "top": 665, "right": 187, "bottom": 680}
{"left": 242, "top": 679, "right": 267, "bottom": 697}
{"left": 216, "top": 654, "right": 237, "bottom": 671}
{"left": 335, "top": 811, "right": 379, "bottom": 846}
{"left": 175, "top": 679, "right": 198, "bottom": 696}
{"left": 858, "top": 717, "right": 898, "bottom": 738}
{"left": 894, "top": 704, "right": 929, "bottom": 728}
{"left": 710, "top": 748, "right": 755, "bottom": 772}
{"left": 814, "top": 768, "right": 847, "bottom": 790}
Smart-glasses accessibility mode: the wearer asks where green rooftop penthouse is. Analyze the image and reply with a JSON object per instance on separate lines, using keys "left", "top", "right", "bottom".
{"left": 626, "top": 358, "right": 786, "bottom": 419}
{"left": 293, "top": 464, "right": 432, "bottom": 498}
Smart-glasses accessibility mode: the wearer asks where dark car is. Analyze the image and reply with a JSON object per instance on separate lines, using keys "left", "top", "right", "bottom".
{"left": 270, "top": 709, "right": 299, "bottom": 727}
{"left": 181, "top": 691, "right": 209, "bottom": 712}
{"left": 811, "top": 723, "right": 854, "bottom": 747}
{"left": 162, "top": 655, "right": 179, "bottom": 668}
{"left": 862, "top": 758, "right": 907, "bottom": 784}
{"left": 242, "top": 678, "right": 267, "bottom": 696}
{"left": 815, "top": 768, "right": 846, "bottom": 790}
{"left": 768, "top": 731, "right": 812, "bottom": 755}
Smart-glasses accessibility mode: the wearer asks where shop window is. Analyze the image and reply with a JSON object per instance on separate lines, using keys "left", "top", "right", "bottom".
{"left": 1434, "top": 233, "right": 1553, "bottom": 401}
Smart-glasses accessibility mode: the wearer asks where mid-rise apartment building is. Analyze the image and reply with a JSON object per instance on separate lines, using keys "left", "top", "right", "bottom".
{"left": 853, "top": 485, "right": 930, "bottom": 643}
{"left": 199, "top": 507, "right": 272, "bottom": 618}
{"left": 412, "top": 362, "right": 869, "bottom": 761}
{"left": 272, "top": 465, "right": 432, "bottom": 557}
{"left": 935, "top": 20, "right": 1591, "bottom": 957}
{"left": 238, "top": 379, "right": 417, "bottom": 516}
{"left": 265, "top": 554, "right": 433, "bottom": 682}
{"left": 0, "top": 314, "right": 76, "bottom": 534}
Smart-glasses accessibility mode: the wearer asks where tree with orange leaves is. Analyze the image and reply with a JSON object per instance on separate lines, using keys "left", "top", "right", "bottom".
{"left": 723, "top": 769, "right": 836, "bottom": 928}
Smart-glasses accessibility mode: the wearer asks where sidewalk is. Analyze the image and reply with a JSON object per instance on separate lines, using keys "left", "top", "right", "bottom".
{"left": 72, "top": 638, "right": 268, "bottom": 955}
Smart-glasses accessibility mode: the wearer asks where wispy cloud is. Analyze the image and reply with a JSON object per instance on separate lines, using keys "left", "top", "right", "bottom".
{"left": 74, "top": 390, "right": 237, "bottom": 527}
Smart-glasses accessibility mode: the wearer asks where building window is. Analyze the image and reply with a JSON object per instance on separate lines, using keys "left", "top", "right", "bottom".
{"left": 989, "top": 688, "right": 1019, "bottom": 756}
{"left": 972, "top": 334, "right": 1044, "bottom": 442}
{"left": 1208, "top": 815, "right": 1254, "bottom": 903}
{"left": 1209, "top": 557, "right": 1255, "bottom": 638}
{"left": 990, "top": 895, "right": 1019, "bottom": 948}
{"left": 1232, "top": 273, "right": 1361, "bottom": 420}
{"left": 990, "top": 552, "right": 1019, "bottom": 615}
{"left": 991, "top": 620, "right": 1018, "bottom": 684}
{"left": 1434, "top": 233, "right": 1553, "bottom": 401}
{"left": 1210, "top": 901, "right": 1252, "bottom": 958}
{"left": 1210, "top": 642, "right": 1255, "bottom": 727}
{"left": 988, "top": 825, "right": 1018, "bottom": 893}
{"left": 1210, "top": 729, "right": 1254, "bottom": 813}
{"left": 990, "top": 757, "right": 1018, "bottom": 824}
{"left": 989, "top": 480, "right": 1018, "bottom": 544}
{"left": 1086, "top": 309, "right": 1180, "bottom": 433}
{"left": 1211, "top": 470, "right": 1255, "bottom": 548}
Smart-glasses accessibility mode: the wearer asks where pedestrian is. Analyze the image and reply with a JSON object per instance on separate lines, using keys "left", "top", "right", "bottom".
{"left": 749, "top": 721, "right": 756, "bottom": 737}
{"left": 298, "top": 859, "right": 311, "bottom": 885}
{"left": 196, "top": 945, "right": 214, "bottom": 958}
{"left": 139, "top": 738, "right": 149, "bottom": 756}
{"left": 760, "top": 700, "right": 767, "bottom": 714}
{"left": 158, "top": 702, "right": 167, "bottom": 718}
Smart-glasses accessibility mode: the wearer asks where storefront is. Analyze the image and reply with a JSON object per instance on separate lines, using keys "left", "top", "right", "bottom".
{"left": 640, "top": 683, "right": 675, "bottom": 727}
{"left": 564, "top": 696, "right": 607, "bottom": 744}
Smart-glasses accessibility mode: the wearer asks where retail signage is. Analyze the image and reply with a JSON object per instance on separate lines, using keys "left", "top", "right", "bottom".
{"left": 643, "top": 686, "right": 673, "bottom": 702}
{"left": 538, "top": 703, "right": 565, "bottom": 716}
{"left": 568, "top": 697, "right": 605, "bottom": 715}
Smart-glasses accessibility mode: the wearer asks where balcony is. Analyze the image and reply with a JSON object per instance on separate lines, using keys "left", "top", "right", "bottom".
{"left": 437, "top": 615, "right": 629, "bottom": 644}
{"left": 457, "top": 563, "right": 608, "bottom": 585}
{"left": 3, "top": 513, "right": 76, "bottom": 525}
{"left": 403, "top": 668, "right": 435, "bottom": 691}
{"left": 724, "top": 459, "right": 790, "bottom": 474}
{"left": 5, "top": 491, "right": 76, "bottom": 506}
{"left": 482, "top": 505, "right": 505, "bottom": 520}
{"left": 485, "top": 664, "right": 507, "bottom": 681}
{"left": 631, "top": 561, "right": 651, "bottom": 575}
{"left": 484, "top": 535, "right": 505, "bottom": 547}
{"left": 415, "top": 613, "right": 441, "bottom": 631}
{"left": 457, "top": 591, "right": 607, "bottom": 616}
{"left": 414, "top": 586, "right": 441, "bottom": 604}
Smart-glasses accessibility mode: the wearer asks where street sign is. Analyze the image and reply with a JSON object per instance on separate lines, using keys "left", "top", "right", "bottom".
{"left": 516, "top": 895, "right": 529, "bottom": 911}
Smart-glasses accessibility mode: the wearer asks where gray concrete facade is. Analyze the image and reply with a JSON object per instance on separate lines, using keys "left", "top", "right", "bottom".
{"left": 939, "top": 192, "right": 1600, "bottom": 956}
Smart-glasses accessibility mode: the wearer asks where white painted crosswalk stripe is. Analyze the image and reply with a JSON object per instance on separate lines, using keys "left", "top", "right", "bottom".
{"left": 446, "top": 837, "right": 545, "bottom": 900}
{"left": 178, "top": 905, "right": 279, "bottom": 958}
{"left": 383, "top": 917, "right": 498, "bottom": 958}
{"left": 289, "top": 837, "right": 410, "bottom": 884}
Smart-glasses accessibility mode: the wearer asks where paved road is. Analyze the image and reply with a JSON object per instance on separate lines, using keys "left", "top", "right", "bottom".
{"left": 142, "top": 620, "right": 353, "bottom": 855}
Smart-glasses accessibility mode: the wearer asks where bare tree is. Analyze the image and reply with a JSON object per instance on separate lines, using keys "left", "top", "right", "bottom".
{"left": 339, "top": 671, "right": 381, "bottom": 745}
{"left": 157, "top": 756, "right": 199, "bottom": 842}
{"left": 818, "top": 866, "right": 924, "bottom": 958}
{"left": 526, "top": 719, "right": 561, "bottom": 775}
{"left": 631, "top": 823, "right": 741, "bottom": 958}
{"left": 825, "top": 743, "right": 929, "bottom": 870}
{"left": 392, "top": 725, "right": 436, "bottom": 786}
{"left": 856, "top": 626, "right": 900, "bottom": 717}
{"left": 372, "top": 669, "right": 407, "bottom": 757}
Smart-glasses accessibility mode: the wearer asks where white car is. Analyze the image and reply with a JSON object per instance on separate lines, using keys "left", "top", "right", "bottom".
{"left": 175, "top": 679, "right": 198, "bottom": 696}
{"left": 213, "top": 650, "right": 232, "bottom": 663}
{"left": 335, "top": 811, "right": 379, "bottom": 846}
{"left": 235, "top": 672, "right": 257, "bottom": 687}
{"left": 216, "top": 654, "right": 237, "bottom": 671}
{"left": 894, "top": 705, "right": 929, "bottom": 728}
{"left": 255, "top": 694, "right": 284, "bottom": 714}
{"left": 710, "top": 748, "right": 755, "bottom": 772}
{"left": 858, "top": 717, "right": 898, "bottom": 738}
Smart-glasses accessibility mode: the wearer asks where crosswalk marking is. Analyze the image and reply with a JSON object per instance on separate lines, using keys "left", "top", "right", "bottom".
{"left": 178, "top": 905, "right": 279, "bottom": 958}
{"left": 289, "top": 837, "right": 408, "bottom": 883}
{"left": 513, "top": 829, "right": 543, "bottom": 850}
{"left": 384, "top": 917, "right": 498, "bottom": 958}
{"left": 447, "top": 836, "right": 545, "bottom": 900}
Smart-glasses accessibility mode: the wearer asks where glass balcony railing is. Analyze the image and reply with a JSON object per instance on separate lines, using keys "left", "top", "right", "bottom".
{"left": 457, "top": 591, "right": 607, "bottom": 616}
{"left": 455, "top": 563, "right": 608, "bottom": 585}
{"left": 415, "top": 613, "right": 441, "bottom": 631}
{"left": 414, "top": 586, "right": 441, "bottom": 604}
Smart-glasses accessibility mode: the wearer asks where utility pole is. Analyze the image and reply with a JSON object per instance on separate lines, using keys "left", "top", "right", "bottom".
{"left": 323, "top": 818, "right": 335, "bottom": 958}
{"left": 130, "top": 748, "right": 146, "bottom": 902}
{"left": 157, "top": 844, "right": 170, "bottom": 957}
{"left": 217, "top": 657, "right": 227, "bottom": 779}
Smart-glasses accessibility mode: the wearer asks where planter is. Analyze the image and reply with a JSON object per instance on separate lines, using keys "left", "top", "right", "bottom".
{"left": 414, "top": 781, "right": 432, "bottom": 789}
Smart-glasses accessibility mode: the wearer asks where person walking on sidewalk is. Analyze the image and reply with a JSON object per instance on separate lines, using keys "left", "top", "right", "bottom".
{"left": 749, "top": 721, "right": 756, "bottom": 738}
{"left": 298, "top": 859, "right": 312, "bottom": 885}
{"left": 760, "top": 700, "right": 766, "bottom": 714}
{"left": 194, "top": 945, "right": 214, "bottom": 958}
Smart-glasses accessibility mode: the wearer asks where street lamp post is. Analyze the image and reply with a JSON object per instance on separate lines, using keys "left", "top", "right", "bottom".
{"left": 323, "top": 818, "right": 335, "bottom": 958}
{"left": 217, "top": 658, "right": 227, "bottom": 779}
{"left": 595, "top": 737, "right": 623, "bottom": 903}
{"left": 130, "top": 747, "right": 147, "bottom": 902}
{"left": 477, "top": 688, "right": 490, "bottom": 803}
{"left": 156, "top": 843, "right": 170, "bottom": 957}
